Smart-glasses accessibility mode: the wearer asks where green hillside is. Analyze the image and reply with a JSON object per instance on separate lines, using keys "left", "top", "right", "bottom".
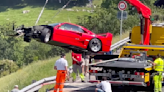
{"left": 0, "top": 0, "right": 103, "bottom": 26}
{"left": 0, "top": 52, "right": 72, "bottom": 92}
{"left": 0, "top": 6, "right": 89, "bottom": 26}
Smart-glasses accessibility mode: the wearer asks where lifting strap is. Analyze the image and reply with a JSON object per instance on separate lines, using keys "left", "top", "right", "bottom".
{"left": 35, "top": 0, "right": 72, "bottom": 25}
{"left": 35, "top": 0, "right": 49, "bottom": 25}
{"left": 50, "top": 0, "right": 72, "bottom": 22}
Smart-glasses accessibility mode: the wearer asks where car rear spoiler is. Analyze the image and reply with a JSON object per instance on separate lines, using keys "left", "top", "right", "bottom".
{"left": 97, "top": 32, "right": 113, "bottom": 39}
{"left": 97, "top": 32, "right": 113, "bottom": 47}
{"left": 96, "top": 33, "right": 109, "bottom": 37}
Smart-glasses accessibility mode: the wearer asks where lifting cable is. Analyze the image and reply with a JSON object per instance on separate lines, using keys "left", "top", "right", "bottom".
{"left": 50, "top": 0, "right": 72, "bottom": 23}
{"left": 35, "top": 0, "right": 72, "bottom": 25}
{"left": 35, "top": 0, "right": 49, "bottom": 25}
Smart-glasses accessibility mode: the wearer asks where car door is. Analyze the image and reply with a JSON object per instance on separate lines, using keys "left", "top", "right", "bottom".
{"left": 71, "top": 26, "right": 94, "bottom": 49}
{"left": 54, "top": 23, "right": 84, "bottom": 47}
{"left": 68, "top": 25, "right": 86, "bottom": 47}
{"left": 77, "top": 27, "right": 94, "bottom": 48}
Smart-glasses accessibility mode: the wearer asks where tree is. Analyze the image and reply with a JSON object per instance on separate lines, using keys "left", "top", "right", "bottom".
{"left": 77, "top": 7, "right": 139, "bottom": 35}
{"left": 0, "top": 59, "right": 18, "bottom": 77}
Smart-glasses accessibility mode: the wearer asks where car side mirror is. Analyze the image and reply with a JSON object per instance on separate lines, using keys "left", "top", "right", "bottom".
{"left": 76, "top": 32, "right": 82, "bottom": 36}
{"left": 57, "top": 26, "right": 62, "bottom": 30}
{"left": 57, "top": 26, "right": 60, "bottom": 29}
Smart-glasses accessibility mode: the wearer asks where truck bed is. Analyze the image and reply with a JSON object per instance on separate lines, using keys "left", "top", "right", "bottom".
{"left": 93, "top": 58, "right": 151, "bottom": 69}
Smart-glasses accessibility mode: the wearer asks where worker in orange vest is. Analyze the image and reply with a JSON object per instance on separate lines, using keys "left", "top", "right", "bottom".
{"left": 54, "top": 53, "right": 68, "bottom": 92}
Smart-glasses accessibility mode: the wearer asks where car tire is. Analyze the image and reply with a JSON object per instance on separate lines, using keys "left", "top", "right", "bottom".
{"left": 40, "top": 28, "right": 51, "bottom": 43}
{"left": 88, "top": 38, "right": 102, "bottom": 53}
{"left": 24, "top": 37, "right": 31, "bottom": 42}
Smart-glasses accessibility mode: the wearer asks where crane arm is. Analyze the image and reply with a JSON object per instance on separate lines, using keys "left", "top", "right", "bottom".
{"left": 125, "top": 0, "right": 151, "bottom": 18}
{"left": 125, "top": 0, "right": 151, "bottom": 45}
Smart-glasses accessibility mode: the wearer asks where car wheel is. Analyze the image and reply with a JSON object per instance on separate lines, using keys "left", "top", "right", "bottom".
{"left": 24, "top": 37, "right": 31, "bottom": 42}
{"left": 40, "top": 28, "right": 51, "bottom": 43}
{"left": 88, "top": 38, "right": 102, "bottom": 53}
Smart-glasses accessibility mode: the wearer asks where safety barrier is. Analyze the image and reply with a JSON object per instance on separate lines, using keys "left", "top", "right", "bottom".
{"left": 110, "top": 37, "right": 130, "bottom": 51}
{"left": 110, "top": 37, "right": 130, "bottom": 54}
{"left": 19, "top": 76, "right": 56, "bottom": 92}
{"left": 152, "top": 23, "right": 164, "bottom": 26}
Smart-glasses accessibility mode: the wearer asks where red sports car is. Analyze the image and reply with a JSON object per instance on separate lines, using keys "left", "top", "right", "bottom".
{"left": 13, "top": 22, "right": 113, "bottom": 53}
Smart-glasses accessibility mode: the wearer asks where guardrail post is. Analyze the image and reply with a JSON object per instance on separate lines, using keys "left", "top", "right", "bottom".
{"left": 46, "top": 89, "right": 50, "bottom": 92}
{"left": 32, "top": 80, "right": 39, "bottom": 92}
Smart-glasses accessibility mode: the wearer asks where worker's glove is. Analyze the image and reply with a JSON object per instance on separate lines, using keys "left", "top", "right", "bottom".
{"left": 147, "top": 60, "right": 151, "bottom": 63}
{"left": 77, "top": 62, "right": 83, "bottom": 65}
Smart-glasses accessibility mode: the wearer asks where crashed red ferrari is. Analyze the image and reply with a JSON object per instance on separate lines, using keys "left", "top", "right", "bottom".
{"left": 13, "top": 22, "right": 113, "bottom": 53}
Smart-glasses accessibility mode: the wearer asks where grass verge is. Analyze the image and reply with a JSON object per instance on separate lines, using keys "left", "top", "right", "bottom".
{"left": 112, "top": 31, "right": 130, "bottom": 44}
{"left": 0, "top": 6, "right": 90, "bottom": 26}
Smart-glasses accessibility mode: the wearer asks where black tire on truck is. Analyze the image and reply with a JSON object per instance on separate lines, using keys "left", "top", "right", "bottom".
{"left": 149, "top": 77, "right": 154, "bottom": 92}
{"left": 40, "top": 28, "right": 51, "bottom": 43}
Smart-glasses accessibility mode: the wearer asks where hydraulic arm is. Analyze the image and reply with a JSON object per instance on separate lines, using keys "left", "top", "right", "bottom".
{"left": 125, "top": 0, "right": 151, "bottom": 45}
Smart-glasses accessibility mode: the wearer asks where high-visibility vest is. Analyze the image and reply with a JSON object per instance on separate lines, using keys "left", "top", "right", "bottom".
{"left": 154, "top": 58, "right": 164, "bottom": 72}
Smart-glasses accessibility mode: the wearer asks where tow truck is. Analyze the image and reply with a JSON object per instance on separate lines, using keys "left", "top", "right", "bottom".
{"left": 89, "top": 46, "right": 161, "bottom": 91}
{"left": 88, "top": 0, "right": 164, "bottom": 91}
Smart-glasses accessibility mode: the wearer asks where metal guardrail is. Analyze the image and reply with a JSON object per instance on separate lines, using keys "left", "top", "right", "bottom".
{"left": 19, "top": 76, "right": 56, "bottom": 92}
{"left": 110, "top": 37, "right": 130, "bottom": 51}
{"left": 152, "top": 23, "right": 164, "bottom": 26}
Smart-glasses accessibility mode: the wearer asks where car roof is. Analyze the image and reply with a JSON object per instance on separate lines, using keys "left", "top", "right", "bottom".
{"left": 62, "top": 22, "right": 80, "bottom": 26}
{"left": 48, "top": 22, "right": 79, "bottom": 26}
{"left": 48, "top": 23, "right": 61, "bottom": 26}
{"left": 48, "top": 22, "right": 94, "bottom": 34}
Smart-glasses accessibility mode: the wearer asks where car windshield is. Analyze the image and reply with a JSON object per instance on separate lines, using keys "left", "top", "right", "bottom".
{"left": 48, "top": 23, "right": 60, "bottom": 27}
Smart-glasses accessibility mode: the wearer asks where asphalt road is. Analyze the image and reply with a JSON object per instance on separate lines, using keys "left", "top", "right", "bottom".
{"left": 48, "top": 75, "right": 164, "bottom": 92}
